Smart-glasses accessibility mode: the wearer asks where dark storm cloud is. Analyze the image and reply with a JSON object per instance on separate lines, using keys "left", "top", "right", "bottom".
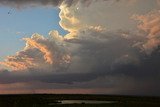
{"left": 0, "top": 38, "right": 160, "bottom": 95}
{"left": 0, "top": 70, "right": 99, "bottom": 84}
{"left": 0, "top": 47, "right": 160, "bottom": 95}
{"left": 0, "top": 0, "right": 63, "bottom": 7}
{"left": 0, "top": 0, "right": 104, "bottom": 8}
{"left": 0, "top": 30, "right": 139, "bottom": 84}
{"left": 1, "top": 28, "right": 160, "bottom": 95}
{"left": 1, "top": 30, "right": 159, "bottom": 85}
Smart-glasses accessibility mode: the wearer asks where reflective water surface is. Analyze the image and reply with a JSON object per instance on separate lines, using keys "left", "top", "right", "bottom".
{"left": 49, "top": 100, "right": 118, "bottom": 105}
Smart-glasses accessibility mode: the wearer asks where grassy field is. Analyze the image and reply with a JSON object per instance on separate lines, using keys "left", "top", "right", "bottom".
{"left": 0, "top": 94, "right": 159, "bottom": 107}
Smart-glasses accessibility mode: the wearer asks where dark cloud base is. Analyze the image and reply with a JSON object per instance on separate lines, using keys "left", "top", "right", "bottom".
{"left": 0, "top": 46, "right": 160, "bottom": 95}
{"left": 0, "top": 0, "right": 99, "bottom": 8}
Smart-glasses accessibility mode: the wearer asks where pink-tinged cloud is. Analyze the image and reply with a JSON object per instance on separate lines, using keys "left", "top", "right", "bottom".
{"left": 0, "top": 31, "right": 71, "bottom": 71}
{"left": 23, "top": 36, "right": 53, "bottom": 64}
{"left": 132, "top": 10, "right": 160, "bottom": 54}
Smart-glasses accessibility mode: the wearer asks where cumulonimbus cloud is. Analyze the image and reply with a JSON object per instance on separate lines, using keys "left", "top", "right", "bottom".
{"left": 0, "top": 0, "right": 160, "bottom": 95}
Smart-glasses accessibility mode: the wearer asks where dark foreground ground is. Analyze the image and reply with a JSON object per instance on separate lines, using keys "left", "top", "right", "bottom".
{"left": 0, "top": 94, "right": 159, "bottom": 107}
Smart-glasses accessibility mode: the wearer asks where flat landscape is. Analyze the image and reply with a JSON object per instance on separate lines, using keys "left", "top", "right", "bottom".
{"left": 0, "top": 94, "right": 159, "bottom": 107}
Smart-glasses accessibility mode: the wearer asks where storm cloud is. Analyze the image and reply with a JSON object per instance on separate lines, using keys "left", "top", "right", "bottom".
{"left": 0, "top": 0, "right": 104, "bottom": 8}
{"left": 0, "top": 0, "right": 160, "bottom": 95}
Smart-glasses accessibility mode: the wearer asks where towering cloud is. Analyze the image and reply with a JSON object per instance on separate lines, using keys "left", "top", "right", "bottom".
{"left": 0, "top": 31, "right": 71, "bottom": 71}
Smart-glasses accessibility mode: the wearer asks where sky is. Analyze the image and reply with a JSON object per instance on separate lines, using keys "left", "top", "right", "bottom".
{"left": 0, "top": 6, "right": 66, "bottom": 61}
{"left": 0, "top": 0, "right": 160, "bottom": 96}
